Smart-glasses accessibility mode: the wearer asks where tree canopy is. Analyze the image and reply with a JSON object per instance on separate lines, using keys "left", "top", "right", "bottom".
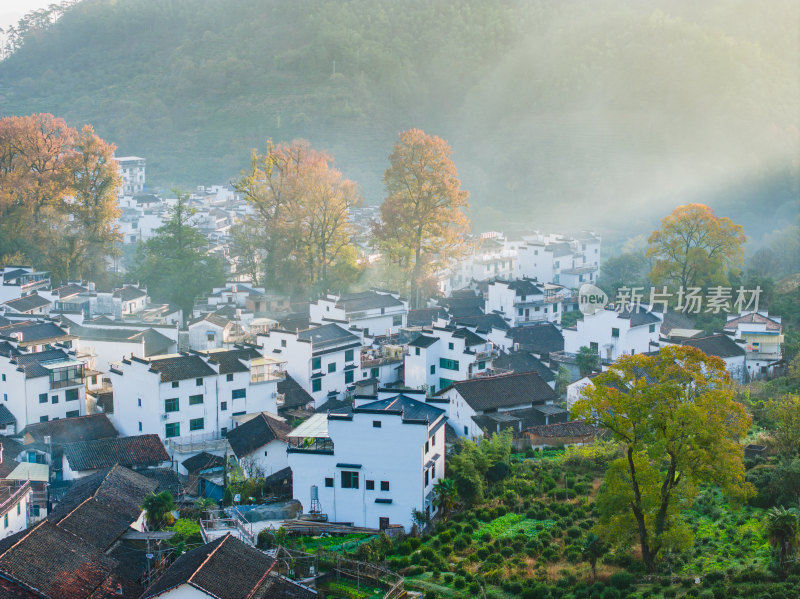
{"left": 573, "top": 345, "right": 753, "bottom": 572}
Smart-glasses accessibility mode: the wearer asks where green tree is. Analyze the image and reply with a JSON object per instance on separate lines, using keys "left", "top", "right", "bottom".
{"left": 576, "top": 346, "right": 600, "bottom": 377}
{"left": 555, "top": 365, "right": 571, "bottom": 396}
{"left": 128, "top": 191, "right": 226, "bottom": 315}
{"left": 432, "top": 478, "right": 458, "bottom": 521}
{"left": 766, "top": 506, "right": 800, "bottom": 579}
{"left": 582, "top": 533, "right": 607, "bottom": 581}
{"left": 765, "top": 394, "right": 800, "bottom": 459}
{"left": 375, "top": 129, "right": 470, "bottom": 307}
{"left": 142, "top": 491, "right": 176, "bottom": 530}
{"left": 573, "top": 345, "right": 753, "bottom": 572}
{"left": 646, "top": 203, "right": 746, "bottom": 290}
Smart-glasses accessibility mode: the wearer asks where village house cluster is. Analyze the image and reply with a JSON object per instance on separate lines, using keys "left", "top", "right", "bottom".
{"left": 0, "top": 175, "right": 787, "bottom": 597}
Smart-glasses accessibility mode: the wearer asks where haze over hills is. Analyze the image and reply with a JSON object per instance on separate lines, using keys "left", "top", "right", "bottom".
{"left": 0, "top": 0, "right": 797, "bottom": 241}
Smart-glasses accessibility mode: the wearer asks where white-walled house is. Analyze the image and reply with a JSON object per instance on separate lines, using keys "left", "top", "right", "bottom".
{"left": 188, "top": 313, "right": 245, "bottom": 351}
{"left": 0, "top": 345, "right": 87, "bottom": 429}
{"left": 288, "top": 391, "right": 446, "bottom": 531}
{"left": 680, "top": 334, "right": 747, "bottom": 383}
{"left": 436, "top": 371, "right": 561, "bottom": 440}
{"left": 60, "top": 434, "right": 170, "bottom": 480}
{"left": 485, "top": 279, "right": 564, "bottom": 326}
{"left": 226, "top": 413, "right": 291, "bottom": 478}
{"left": 724, "top": 311, "right": 784, "bottom": 379}
{"left": 258, "top": 323, "right": 363, "bottom": 404}
{"left": 563, "top": 306, "right": 662, "bottom": 362}
{"left": 404, "top": 326, "right": 499, "bottom": 395}
{"left": 2, "top": 292, "right": 51, "bottom": 316}
{"left": 0, "top": 266, "right": 50, "bottom": 306}
{"left": 108, "top": 349, "right": 286, "bottom": 442}
{"left": 515, "top": 231, "right": 601, "bottom": 288}
{"left": 0, "top": 481, "right": 31, "bottom": 540}
{"left": 309, "top": 290, "right": 408, "bottom": 337}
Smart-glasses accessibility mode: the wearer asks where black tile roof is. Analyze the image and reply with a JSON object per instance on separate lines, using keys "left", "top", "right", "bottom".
{"left": 682, "top": 334, "right": 746, "bottom": 358}
{"left": 451, "top": 313, "right": 510, "bottom": 332}
{"left": 615, "top": 306, "right": 661, "bottom": 327}
{"left": 146, "top": 354, "right": 216, "bottom": 382}
{"left": 141, "top": 534, "right": 276, "bottom": 599}
{"left": 0, "top": 320, "right": 70, "bottom": 344}
{"left": 336, "top": 291, "right": 403, "bottom": 312}
{"left": 314, "top": 398, "right": 353, "bottom": 415}
{"left": 452, "top": 328, "right": 487, "bottom": 347}
{"left": 140, "top": 468, "right": 185, "bottom": 497}
{"left": 437, "top": 296, "right": 484, "bottom": 318}
{"left": 227, "top": 414, "right": 292, "bottom": 459}
{"left": 279, "top": 313, "right": 312, "bottom": 332}
{"left": 278, "top": 374, "right": 314, "bottom": 410}
{"left": 297, "top": 323, "right": 359, "bottom": 350}
{"left": 62, "top": 434, "right": 169, "bottom": 472}
{"left": 182, "top": 451, "right": 225, "bottom": 474}
{"left": 260, "top": 574, "right": 319, "bottom": 598}
{"left": 356, "top": 394, "right": 445, "bottom": 423}
{"left": 407, "top": 307, "right": 448, "bottom": 327}
{"left": 492, "top": 351, "right": 555, "bottom": 382}
{"left": 21, "top": 413, "right": 117, "bottom": 445}
{"left": 441, "top": 372, "right": 557, "bottom": 411}
{"left": 12, "top": 348, "right": 73, "bottom": 378}
{"left": 408, "top": 334, "right": 438, "bottom": 348}
{"left": 3, "top": 293, "right": 50, "bottom": 312}
{"left": 113, "top": 286, "right": 147, "bottom": 301}
{"left": 201, "top": 346, "right": 261, "bottom": 374}
{"left": 505, "top": 279, "right": 544, "bottom": 296}
{"left": 68, "top": 322, "right": 176, "bottom": 357}
{"left": 508, "top": 323, "right": 564, "bottom": 354}
{"left": 0, "top": 405, "right": 16, "bottom": 426}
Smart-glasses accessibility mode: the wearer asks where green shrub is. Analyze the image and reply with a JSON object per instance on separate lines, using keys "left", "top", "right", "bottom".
{"left": 608, "top": 572, "right": 635, "bottom": 590}
{"left": 454, "top": 576, "right": 466, "bottom": 589}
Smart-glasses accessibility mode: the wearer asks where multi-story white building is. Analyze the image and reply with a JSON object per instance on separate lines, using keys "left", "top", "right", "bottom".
{"left": 0, "top": 345, "right": 87, "bottom": 429}
{"left": 0, "top": 481, "right": 32, "bottom": 541}
{"left": 563, "top": 306, "right": 662, "bottom": 362}
{"left": 485, "top": 278, "right": 565, "bottom": 326}
{"left": 404, "top": 326, "right": 499, "bottom": 395}
{"left": 723, "top": 311, "right": 784, "bottom": 380}
{"left": 0, "top": 266, "right": 50, "bottom": 305}
{"left": 309, "top": 291, "right": 408, "bottom": 337}
{"left": 115, "top": 156, "right": 146, "bottom": 196}
{"left": 288, "top": 390, "right": 446, "bottom": 531}
{"left": 258, "top": 323, "right": 363, "bottom": 404}
{"left": 107, "top": 348, "right": 286, "bottom": 441}
{"left": 515, "top": 231, "right": 601, "bottom": 288}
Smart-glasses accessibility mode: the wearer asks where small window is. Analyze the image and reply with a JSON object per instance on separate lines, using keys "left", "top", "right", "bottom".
{"left": 341, "top": 471, "right": 359, "bottom": 489}
{"left": 328, "top": 362, "right": 336, "bottom": 373}
{"left": 463, "top": 425, "right": 468, "bottom": 435}
{"left": 66, "top": 410, "right": 79, "bottom": 418}
{"left": 430, "top": 365, "right": 435, "bottom": 375}
{"left": 221, "top": 401, "right": 227, "bottom": 411}
{"left": 171, "top": 381, "right": 179, "bottom": 388}
{"left": 392, "top": 314, "right": 402, "bottom": 326}
{"left": 373, "top": 420, "right": 381, "bottom": 428}
{"left": 448, "top": 342, "right": 454, "bottom": 350}
{"left": 281, "top": 339, "right": 287, "bottom": 348}
{"left": 325, "top": 477, "right": 334, "bottom": 488}
{"left": 649, "top": 324, "right": 656, "bottom": 333}
{"left": 226, "top": 373, "right": 234, "bottom": 382}
{"left": 380, "top": 481, "right": 390, "bottom": 491}
{"left": 371, "top": 367, "right": 379, "bottom": 378}
{"left": 165, "top": 398, "right": 179, "bottom": 412}
{"left": 39, "top": 393, "right": 47, "bottom": 404}
{"left": 3, "top": 514, "right": 7, "bottom": 528}
{"left": 196, "top": 378, "right": 203, "bottom": 386}
{"left": 425, "top": 470, "right": 429, "bottom": 486}
{"left": 90, "top": 375, "right": 97, "bottom": 385}
{"left": 17, "top": 503, "right": 20, "bottom": 515}
{"left": 366, "top": 479, "right": 375, "bottom": 490}
{"left": 51, "top": 395, "right": 58, "bottom": 404}
{"left": 611, "top": 328, "right": 619, "bottom": 338}
{"left": 232, "top": 388, "right": 246, "bottom": 400}
{"left": 1, "top": 374, "right": 4, "bottom": 381}
{"left": 312, "top": 379, "right": 321, "bottom": 392}
{"left": 312, "top": 357, "right": 321, "bottom": 370}
{"left": 165, "top": 422, "right": 180, "bottom": 438}
{"left": 264, "top": 450, "right": 268, "bottom": 456}
{"left": 345, "top": 349, "right": 354, "bottom": 362}
{"left": 137, "top": 398, "right": 142, "bottom": 407}
{"left": 345, "top": 370, "right": 354, "bottom": 384}
{"left": 425, "top": 440, "right": 429, "bottom": 453}
{"left": 189, "top": 394, "right": 203, "bottom": 405}
{"left": 415, "top": 347, "right": 420, "bottom": 356}
{"left": 221, "top": 427, "right": 228, "bottom": 437}
{"left": 138, "top": 422, "right": 142, "bottom": 431}
{"left": 39, "top": 416, "right": 49, "bottom": 423}
{"left": 190, "top": 418, "right": 204, "bottom": 431}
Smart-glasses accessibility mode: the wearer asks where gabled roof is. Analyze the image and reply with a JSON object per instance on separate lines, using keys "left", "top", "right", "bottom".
{"left": 226, "top": 413, "right": 292, "bottom": 458}
{"left": 3, "top": 293, "right": 50, "bottom": 313}
{"left": 141, "top": 468, "right": 184, "bottom": 497}
{"left": 200, "top": 346, "right": 261, "bottom": 374}
{"left": 112, "top": 286, "right": 147, "bottom": 301}
{"left": 188, "top": 312, "right": 231, "bottom": 328}
{"left": 492, "top": 351, "right": 555, "bottom": 382}
{"left": 452, "top": 327, "right": 486, "bottom": 347}
{"left": 0, "top": 405, "right": 16, "bottom": 427}
{"left": 682, "top": 334, "right": 746, "bottom": 358}
{"left": 182, "top": 452, "right": 224, "bottom": 474}
{"left": 278, "top": 374, "right": 314, "bottom": 410}
{"left": 62, "top": 434, "right": 169, "bottom": 472}
{"left": 146, "top": 354, "right": 216, "bottom": 382}
{"left": 259, "top": 574, "right": 318, "bottom": 598}
{"left": 314, "top": 398, "right": 353, "bottom": 415}
{"left": 615, "top": 306, "right": 661, "bottom": 327}
{"left": 451, "top": 313, "right": 510, "bottom": 332}
{"left": 51, "top": 467, "right": 157, "bottom": 552}
{"left": 12, "top": 349, "right": 73, "bottom": 378}
{"left": 335, "top": 291, "right": 403, "bottom": 313}
{"left": 0, "top": 320, "right": 70, "bottom": 344}
{"left": 50, "top": 283, "right": 88, "bottom": 299}
{"left": 505, "top": 279, "right": 543, "bottom": 296}
{"left": 297, "top": 323, "right": 359, "bottom": 350}
{"left": 441, "top": 372, "right": 557, "bottom": 411}
{"left": 356, "top": 394, "right": 445, "bottom": 423}
{"left": 408, "top": 334, "right": 438, "bottom": 348}
{"left": 724, "top": 311, "right": 782, "bottom": 331}
{"left": 508, "top": 323, "right": 564, "bottom": 354}
{"left": 141, "top": 534, "right": 276, "bottom": 599}
{"left": 21, "top": 414, "right": 117, "bottom": 446}
{"left": 437, "top": 296, "right": 484, "bottom": 318}
{"left": 0, "top": 520, "right": 140, "bottom": 599}
{"left": 407, "top": 307, "right": 448, "bottom": 327}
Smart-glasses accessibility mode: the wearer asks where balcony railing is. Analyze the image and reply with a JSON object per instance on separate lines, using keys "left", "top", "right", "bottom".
{"left": 287, "top": 437, "right": 334, "bottom": 453}
{"left": 474, "top": 348, "right": 499, "bottom": 361}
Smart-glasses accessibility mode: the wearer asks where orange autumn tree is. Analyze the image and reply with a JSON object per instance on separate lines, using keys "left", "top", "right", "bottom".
{"left": 0, "top": 113, "right": 121, "bottom": 282}
{"left": 375, "top": 129, "right": 470, "bottom": 306}
{"left": 646, "top": 204, "right": 746, "bottom": 290}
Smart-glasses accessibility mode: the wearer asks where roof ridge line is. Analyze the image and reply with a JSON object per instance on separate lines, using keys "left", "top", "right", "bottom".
{"left": 188, "top": 534, "right": 230, "bottom": 585}
{"left": 0, "top": 519, "right": 46, "bottom": 558}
